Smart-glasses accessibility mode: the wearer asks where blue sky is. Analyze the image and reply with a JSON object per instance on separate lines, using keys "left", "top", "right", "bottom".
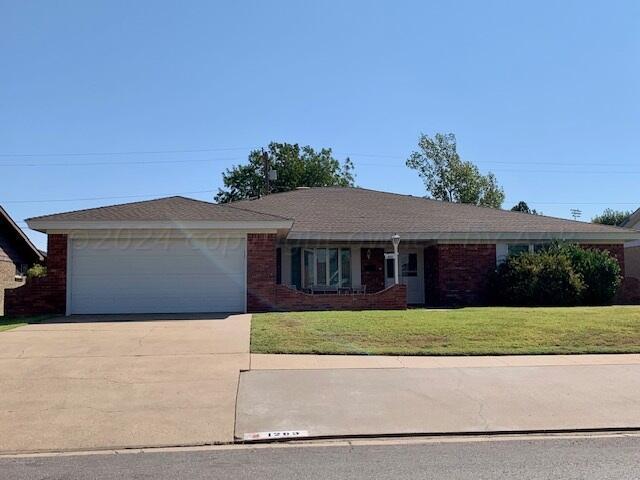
{"left": 2, "top": 0, "right": 639, "bottom": 249}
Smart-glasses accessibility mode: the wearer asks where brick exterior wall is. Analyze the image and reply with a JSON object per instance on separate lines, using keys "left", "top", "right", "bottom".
{"left": 246, "top": 233, "right": 277, "bottom": 312}
{"left": 275, "top": 284, "right": 407, "bottom": 311}
{"left": 626, "top": 246, "right": 640, "bottom": 281}
{"left": 360, "top": 247, "right": 385, "bottom": 293}
{"left": 247, "top": 236, "right": 407, "bottom": 312}
{"left": 425, "top": 244, "right": 497, "bottom": 307}
{"left": 0, "top": 260, "right": 23, "bottom": 315}
{"left": 4, "top": 234, "right": 67, "bottom": 316}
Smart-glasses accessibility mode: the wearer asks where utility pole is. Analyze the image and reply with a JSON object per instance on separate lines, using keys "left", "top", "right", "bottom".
{"left": 570, "top": 208, "right": 582, "bottom": 221}
{"left": 262, "top": 149, "right": 270, "bottom": 196}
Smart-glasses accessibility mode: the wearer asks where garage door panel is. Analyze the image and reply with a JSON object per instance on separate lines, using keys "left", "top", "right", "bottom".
{"left": 72, "top": 293, "right": 244, "bottom": 315}
{"left": 72, "top": 274, "right": 245, "bottom": 296}
{"left": 70, "top": 238, "right": 246, "bottom": 314}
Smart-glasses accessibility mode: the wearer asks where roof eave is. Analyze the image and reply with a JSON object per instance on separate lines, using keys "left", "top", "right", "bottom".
{"left": 0, "top": 206, "right": 45, "bottom": 261}
{"left": 285, "top": 231, "right": 640, "bottom": 242}
{"left": 27, "top": 219, "right": 294, "bottom": 233}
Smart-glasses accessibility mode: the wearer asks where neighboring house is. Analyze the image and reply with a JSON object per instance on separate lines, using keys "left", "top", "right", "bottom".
{"left": 0, "top": 206, "right": 45, "bottom": 315}
{"left": 6, "top": 187, "right": 639, "bottom": 316}
{"left": 622, "top": 208, "right": 640, "bottom": 280}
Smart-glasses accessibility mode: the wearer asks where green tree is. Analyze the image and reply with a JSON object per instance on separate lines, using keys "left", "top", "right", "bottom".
{"left": 406, "top": 133, "right": 505, "bottom": 208}
{"left": 215, "top": 142, "right": 355, "bottom": 203}
{"left": 591, "top": 208, "right": 632, "bottom": 226}
{"left": 511, "top": 201, "right": 540, "bottom": 215}
{"left": 26, "top": 264, "right": 47, "bottom": 279}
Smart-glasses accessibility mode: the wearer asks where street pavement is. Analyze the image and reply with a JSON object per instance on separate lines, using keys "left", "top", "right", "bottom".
{"left": 1, "top": 434, "right": 639, "bottom": 479}
{"left": 236, "top": 364, "right": 640, "bottom": 439}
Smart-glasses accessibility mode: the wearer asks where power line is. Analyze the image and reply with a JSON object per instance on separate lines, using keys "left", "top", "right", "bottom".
{"left": 1, "top": 157, "right": 638, "bottom": 174}
{"left": 0, "top": 156, "right": 244, "bottom": 167}
{"left": 0, "top": 189, "right": 217, "bottom": 204}
{"left": 354, "top": 162, "right": 640, "bottom": 174}
{"left": 0, "top": 147, "right": 249, "bottom": 157}
{"left": 1, "top": 190, "right": 636, "bottom": 206}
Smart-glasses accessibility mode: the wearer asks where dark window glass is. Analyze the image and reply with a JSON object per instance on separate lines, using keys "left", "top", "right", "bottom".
{"left": 403, "top": 253, "right": 418, "bottom": 277}
{"left": 340, "top": 249, "right": 351, "bottom": 286}
{"left": 276, "top": 248, "right": 282, "bottom": 284}
{"left": 508, "top": 244, "right": 529, "bottom": 256}
{"left": 386, "top": 258, "right": 394, "bottom": 278}
{"left": 291, "top": 248, "right": 301, "bottom": 289}
{"left": 316, "top": 249, "right": 327, "bottom": 285}
{"left": 328, "top": 248, "right": 339, "bottom": 286}
{"left": 533, "top": 243, "right": 548, "bottom": 253}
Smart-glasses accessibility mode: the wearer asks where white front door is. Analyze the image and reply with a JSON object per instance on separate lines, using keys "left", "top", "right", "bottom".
{"left": 384, "top": 249, "right": 425, "bottom": 304}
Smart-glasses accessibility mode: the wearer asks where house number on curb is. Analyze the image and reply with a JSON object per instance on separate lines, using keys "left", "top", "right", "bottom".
{"left": 243, "top": 430, "right": 309, "bottom": 441}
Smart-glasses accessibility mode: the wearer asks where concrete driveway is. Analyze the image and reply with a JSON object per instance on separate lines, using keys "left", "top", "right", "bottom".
{"left": 0, "top": 314, "right": 250, "bottom": 454}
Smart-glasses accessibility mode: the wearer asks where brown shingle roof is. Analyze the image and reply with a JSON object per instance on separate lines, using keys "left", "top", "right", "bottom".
{"left": 231, "top": 187, "right": 635, "bottom": 237}
{"left": 1, "top": 205, "right": 45, "bottom": 262}
{"left": 26, "top": 188, "right": 638, "bottom": 241}
{"left": 27, "top": 196, "right": 288, "bottom": 223}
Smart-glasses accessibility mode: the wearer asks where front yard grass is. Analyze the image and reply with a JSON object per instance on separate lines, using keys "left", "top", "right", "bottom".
{"left": 251, "top": 307, "right": 640, "bottom": 355}
{"left": 0, "top": 316, "right": 51, "bottom": 333}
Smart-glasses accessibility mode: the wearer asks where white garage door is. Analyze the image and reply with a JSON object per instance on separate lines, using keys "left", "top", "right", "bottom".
{"left": 69, "top": 237, "right": 246, "bottom": 314}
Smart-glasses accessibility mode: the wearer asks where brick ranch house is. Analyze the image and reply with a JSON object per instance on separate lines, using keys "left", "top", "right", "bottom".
{"left": 5, "top": 187, "right": 639, "bottom": 316}
{"left": 0, "top": 205, "right": 45, "bottom": 315}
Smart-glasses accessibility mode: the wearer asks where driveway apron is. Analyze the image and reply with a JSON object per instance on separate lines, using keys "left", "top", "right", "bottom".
{"left": 0, "top": 314, "right": 250, "bottom": 454}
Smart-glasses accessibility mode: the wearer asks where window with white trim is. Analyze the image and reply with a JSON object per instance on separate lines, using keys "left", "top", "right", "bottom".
{"left": 497, "top": 242, "right": 549, "bottom": 264}
{"left": 300, "top": 248, "right": 352, "bottom": 287}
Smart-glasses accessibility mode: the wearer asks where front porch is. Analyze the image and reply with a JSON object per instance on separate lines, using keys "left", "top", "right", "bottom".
{"left": 246, "top": 234, "right": 499, "bottom": 312}
{"left": 274, "top": 240, "right": 498, "bottom": 309}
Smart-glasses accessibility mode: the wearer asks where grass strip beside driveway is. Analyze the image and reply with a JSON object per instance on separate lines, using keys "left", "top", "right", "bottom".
{"left": 251, "top": 307, "right": 640, "bottom": 355}
{"left": 0, "top": 316, "right": 51, "bottom": 332}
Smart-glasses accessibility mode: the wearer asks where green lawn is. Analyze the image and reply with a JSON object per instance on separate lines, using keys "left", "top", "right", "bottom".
{"left": 0, "top": 316, "right": 51, "bottom": 333}
{"left": 251, "top": 307, "right": 640, "bottom": 355}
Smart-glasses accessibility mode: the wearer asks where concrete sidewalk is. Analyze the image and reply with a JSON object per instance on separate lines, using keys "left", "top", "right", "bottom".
{"left": 250, "top": 353, "right": 640, "bottom": 370}
{"left": 236, "top": 363, "right": 640, "bottom": 439}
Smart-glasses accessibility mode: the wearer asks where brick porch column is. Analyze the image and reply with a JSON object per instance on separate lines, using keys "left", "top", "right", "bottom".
{"left": 246, "top": 233, "right": 277, "bottom": 312}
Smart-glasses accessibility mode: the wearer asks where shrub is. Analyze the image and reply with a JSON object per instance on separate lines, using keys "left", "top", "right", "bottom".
{"left": 26, "top": 264, "right": 47, "bottom": 279}
{"left": 547, "top": 243, "right": 622, "bottom": 305}
{"left": 493, "top": 251, "right": 585, "bottom": 306}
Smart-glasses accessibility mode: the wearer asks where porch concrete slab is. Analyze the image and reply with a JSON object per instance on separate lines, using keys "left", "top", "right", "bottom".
{"left": 250, "top": 353, "right": 640, "bottom": 370}
{"left": 0, "top": 314, "right": 250, "bottom": 454}
{"left": 235, "top": 365, "right": 640, "bottom": 438}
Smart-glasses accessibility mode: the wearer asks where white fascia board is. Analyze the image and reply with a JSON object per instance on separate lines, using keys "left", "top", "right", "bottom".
{"left": 286, "top": 230, "right": 640, "bottom": 242}
{"left": 27, "top": 219, "right": 293, "bottom": 233}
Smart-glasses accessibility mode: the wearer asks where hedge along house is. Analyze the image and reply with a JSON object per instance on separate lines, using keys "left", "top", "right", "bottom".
{"left": 6, "top": 187, "right": 639, "bottom": 316}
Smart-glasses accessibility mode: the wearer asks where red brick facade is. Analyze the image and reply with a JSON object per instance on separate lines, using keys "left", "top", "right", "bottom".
{"left": 5, "top": 234, "right": 67, "bottom": 316}
{"left": 274, "top": 284, "right": 407, "bottom": 311}
{"left": 7, "top": 236, "right": 628, "bottom": 316}
{"left": 246, "top": 236, "right": 407, "bottom": 312}
{"left": 425, "top": 243, "right": 497, "bottom": 307}
{"left": 246, "top": 233, "right": 278, "bottom": 312}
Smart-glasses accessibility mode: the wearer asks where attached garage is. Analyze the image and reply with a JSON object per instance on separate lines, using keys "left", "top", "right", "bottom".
{"left": 68, "top": 236, "right": 246, "bottom": 314}
{"left": 20, "top": 196, "right": 292, "bottom": 316}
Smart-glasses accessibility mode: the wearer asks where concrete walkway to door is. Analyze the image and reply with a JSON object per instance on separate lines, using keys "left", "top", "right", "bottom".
{"left": 0, "top": 314, "right": 250, "bottom": 454}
